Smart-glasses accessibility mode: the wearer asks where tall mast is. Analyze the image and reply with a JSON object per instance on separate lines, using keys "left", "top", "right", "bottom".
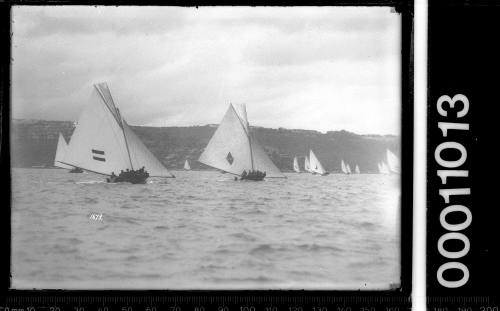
{"left": 243, "top": 104, "right": 254, "bottom": 170}
{"left": 118, "top": 109, "right": 134, "bottom": 170}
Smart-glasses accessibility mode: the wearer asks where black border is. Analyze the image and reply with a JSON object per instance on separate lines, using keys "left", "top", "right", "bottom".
{"left": 1, "top": 1, "right": 413, "bottom": 308}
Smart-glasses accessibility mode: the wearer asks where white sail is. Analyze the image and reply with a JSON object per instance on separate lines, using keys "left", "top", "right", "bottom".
{"left": 304, "top": 156, "right": 311, "bottom": 172}
{"left": 62, "top": 83, "right": 174, "bottom": 177}
{"left": 309, "top": 150, "right": 326, "bottom": 175}
{"left": 355, "top": 164, "right": 360, "bottom": 174}
{"left": 341, "top": 160, "right": 348, "bottom": 174}
{"left": 198, "top": 104, "right": 284, "bottom": 178}
{"left": 122, "top": 121, "right": 174, "bottom": 177}
{"left": 378, "top": 161, "right": 390, "bottom": 174}
{"left": 293, "top": 156, "right": 300, "bottom": 173}
{"left": 346, "top": 163, "right": 352, "bottom": 174}
{"left": 381, "top": 162, "right": 390, "bottom": 174}
{"left": 386, "top": 149, "right": 401, "bottom": 174}
{"left": 54, "top": 133, "right": 73, "bottom": 169}
{"left": 184, "top": 159, "right": 191, "bottom": 170}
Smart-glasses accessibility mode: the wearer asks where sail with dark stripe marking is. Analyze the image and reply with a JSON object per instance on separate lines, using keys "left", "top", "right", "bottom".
{"left": 61, "top": 83, "right": 174, "bottom": 177}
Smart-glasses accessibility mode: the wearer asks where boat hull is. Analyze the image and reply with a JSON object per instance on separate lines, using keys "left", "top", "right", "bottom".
{"left": 106, "top": 169, "right": 149, "bottom": 184}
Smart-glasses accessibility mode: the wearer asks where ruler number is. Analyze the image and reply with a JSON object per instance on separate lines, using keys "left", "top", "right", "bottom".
{"left": 74, "top": 308, "right": 84, "bottom": 311}
{"left": 481, "top": 308, "right": 499, "bottom": 311}
{"left": 218, "top": 307, "right": 229, "bottom": 311}
{"left": 98, "top": 308, "right": 109, "bottom": 311}
{"left": 240, "top": 307, "right": 255, "bottom": 311}
{"left": 27, "top": 307, "right": 36, "bottom": 311}
{"left": 289, "top": 308, "right": 303, "bottom": 311}
{"left": 266, "top": 308, "right": 278, "bottom": 311}
{"left": 194, "top": 307, "right": 205, "bottom": 311}
{"left": 170, "top": 307, "right": 181, "bottom": 311}
{"left": 145, "top": 307, "right": 157, "bottom": 311}
{"left": 122, "top": 307, "right": 132, "bottom": 311}
{"left": 313, "top": 308, "right": 327, "bottom": 311}
{"left": 50, "top": 307, "right": 61, "bottom": 311}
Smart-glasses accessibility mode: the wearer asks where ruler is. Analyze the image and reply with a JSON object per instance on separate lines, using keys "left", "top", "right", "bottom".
{"left": 1, "top": 294, "right": 411, "bottom": 311}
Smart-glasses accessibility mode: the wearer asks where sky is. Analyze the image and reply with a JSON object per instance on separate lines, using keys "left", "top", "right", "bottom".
{"left": 12, "top": 6, "right": 401, "bottom": 135}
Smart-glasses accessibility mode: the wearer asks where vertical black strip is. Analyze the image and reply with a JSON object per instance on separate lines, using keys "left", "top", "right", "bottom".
{"left": 399, "top": 1, "right": 414, "bottom": 296}
{"left": 428, "top": 1, "right": 500, "bottom": 302}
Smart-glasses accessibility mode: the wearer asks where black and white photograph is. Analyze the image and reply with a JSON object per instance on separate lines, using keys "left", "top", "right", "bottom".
{"left": 10, "top": 6, "right": 403, "bottom": 290}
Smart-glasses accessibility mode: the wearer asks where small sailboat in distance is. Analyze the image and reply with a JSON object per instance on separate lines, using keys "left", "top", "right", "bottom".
{"left": 346, "top": 163, "right": 352, "bottom": 174}
{"left": 304, "top": 156, "right": 311, "bottom": 173}
{"left": 293, "top": 156, "right": 301, "bottom": 173}
{"left": 60, "top": 82, "right": 175, "bottom": 183}
{"left": 198, "top": 103, "right": 285, "bottom": 181}
{"left": 184, "top": 159, "right": 191, "bottom": 170}
{"left": 355, "top": 164, "right": 360, "bottom": 174}
{"left": 378, "top": 161, "right": 390, "bottom": 174}
{"left": 309, "top": 150, "right": 328, "bottom": 176}
{"left": 386, "top": 149, "right": 401, "bottom": 174}
{"left": 341, "top": 159, "right": 349, "bottom": 174}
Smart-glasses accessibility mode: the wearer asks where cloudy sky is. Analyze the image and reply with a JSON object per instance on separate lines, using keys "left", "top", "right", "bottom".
{"left": 12, "top": 6, "right": 401, "bottom": 135}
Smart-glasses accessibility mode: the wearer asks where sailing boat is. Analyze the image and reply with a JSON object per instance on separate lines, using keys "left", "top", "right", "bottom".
{"left": 346, "top": 163, "right": 352, "bottom": 174}
{"left": 54, "top": 133, "right": 83, "bottom": 173}
{"left": 355, "top": 164, "right": 361, "bottom": 174}
{"left": 309, "top": 150, "right": 328, "bottom": 176}
{"left": 341, "top": 159, "right": 349, "bottom": 174}
{"left": 184, "top": 159, "right": 191, "bottom": 170}
{"left": 198, "top": 103, "right": 285, "bottom": 181}
{"left": 386, "top": 149, "right": 401, "bottom": 174}
{"left": 293, "top": 156, "right": 301, "bottom": 173}
{"left": 60, "top": 83, "right": 175, "bottom": 183}
{"left": 304, "top": 156, "right": 311, "bottom": 173}
{"left": 378, "top": 161, "right": 390, "bottom": 174}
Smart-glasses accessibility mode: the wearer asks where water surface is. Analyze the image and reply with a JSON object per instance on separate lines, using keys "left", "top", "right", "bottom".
{"left": 11, "top": 168, "right": 401, "bottom": 289}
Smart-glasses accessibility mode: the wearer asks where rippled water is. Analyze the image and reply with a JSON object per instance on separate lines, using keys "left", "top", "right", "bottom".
{"left": 11, "top": 168, "right": 401, "bottom": 290}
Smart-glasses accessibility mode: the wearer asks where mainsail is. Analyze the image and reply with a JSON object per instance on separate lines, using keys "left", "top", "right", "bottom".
{"left": 386, "top": 149, "right": 401, "bottom": 174}
{"left": 341, "top": 160, "right": 348, "bottom": 174}
{"left": 346, "top": 163, "right": 352, "bottom": 174}
{"left": 309, "top": 150, "right": 327, "bottom": 175}
{"left": 293, "top": 156, "right": 300, "bottom": 173}
{"left": 184, "top": 159, "right": 191, "bottom": 170}
{"left": 54, "top": 133, "right": 73, "bottom": 169}
{"left": 61, "top": 83, "right": 174, "bottom": 177}
{"left": 355, "top": 165, "right": 360, "bottom": 174}
{"left": 198, "top": 104, "right": 285, "bottom": 178}
{"left": 304, "top": 156, "right": 311, "bottom": 172}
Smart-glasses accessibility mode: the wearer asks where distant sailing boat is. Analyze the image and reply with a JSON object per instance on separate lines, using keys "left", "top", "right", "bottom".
{"left": 54, "top": 133, "right": 83, "bottom": 173}
{"left": 386, "top": 149, "right": 401, "bottom": 174}
{"left": 378, "top": 161, "right": 390, "bottom": 174}
{"left": 304, "top": 156, "right": 311, "bottom": 173}
{"left": 346, "top": 163, "right": 352, "bottom": 174}
{"left": 309, "top": 150, "right": 328, "bottom": 176}
{"left": 341, "top": 159, "right": 349, "bottom": 174}
{"left": 60, "top": 83, "right": 175, "bottom": 183}
{"left": 184, "top": 159, "right": 191, "bottom": 170}
{"left": 355, "top": 164, "right": 361, "bottom": 174}
{"left": 293, "top": 156, "right": 301, "bottom": 173}
{"left": 198, "top": 103, "right": 285, "bottom": 181}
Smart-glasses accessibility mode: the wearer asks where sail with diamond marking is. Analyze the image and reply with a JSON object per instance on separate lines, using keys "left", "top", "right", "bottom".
{"left": 198, "top": 104, "right": 284, "bottom": 178}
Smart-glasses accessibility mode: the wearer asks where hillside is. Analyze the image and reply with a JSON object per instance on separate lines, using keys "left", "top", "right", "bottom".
{"left": 10, "top": 119, "right": 400, "bottom": 173}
